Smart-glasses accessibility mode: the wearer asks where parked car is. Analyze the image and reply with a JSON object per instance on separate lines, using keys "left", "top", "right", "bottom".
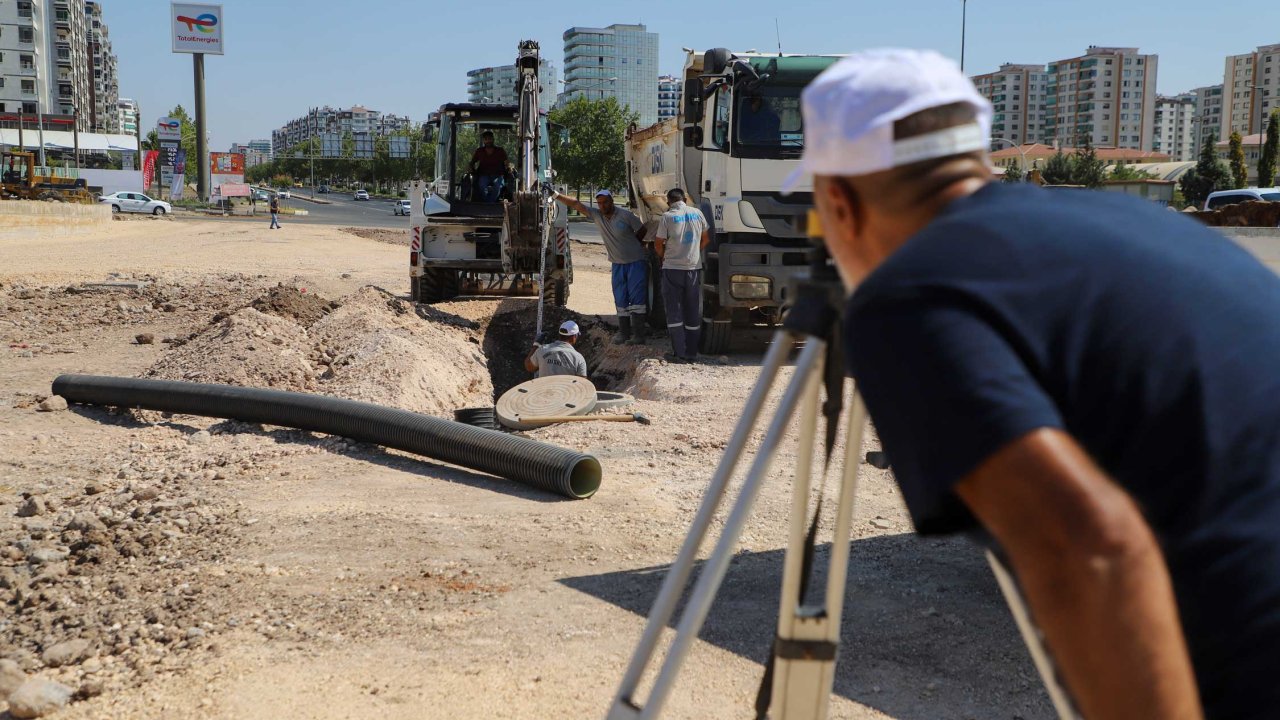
{"left": 1203, "top": 188, "right": 1280, "bottom": 211}
{"left": 354, "top": 189, "right": 370, "bottom": 201}
{"left": 252, "top": 190, "right": 270, "bottom": 202}
{"left": 98, "top": 192, "right": 172, "bottom": 215}
{"left": 394, "top": 199, "right": 411, "bottom": 216}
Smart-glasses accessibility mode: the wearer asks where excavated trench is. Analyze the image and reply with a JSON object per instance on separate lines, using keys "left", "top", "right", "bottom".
{"left": 480, "top": 301, "right": 616, "bottom": 400}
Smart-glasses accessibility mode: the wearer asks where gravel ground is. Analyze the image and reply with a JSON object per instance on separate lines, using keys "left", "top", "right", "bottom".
{"left": 0, "top": 218, "right": 1052, "bottom": 719}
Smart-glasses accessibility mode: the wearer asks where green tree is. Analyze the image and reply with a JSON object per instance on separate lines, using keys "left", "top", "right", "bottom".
{"left": 1229, "top": 131, "right": 1248, "bottom": 188}
{"left": 1179, "top": 136, "right": 1233, "bottom": 208}
{"left": 1069, "top": 137, "right": 1107, "bottom": 188}
{"left": 1041, "top": 150, "right": 1073, "bottom": 185}
{"left": 548, "top": 96, "right": 638, "bottom": 194}
{"left": 1001, "top": 160, "right": 1024, "bottom": 183}
{"left": 1259, "top": 110, "right": 1279, "bottom": 188}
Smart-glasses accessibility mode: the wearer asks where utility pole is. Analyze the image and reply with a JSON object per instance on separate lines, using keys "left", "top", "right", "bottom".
{"left": 960, "top": 0, "right": 968, "bottom": 73}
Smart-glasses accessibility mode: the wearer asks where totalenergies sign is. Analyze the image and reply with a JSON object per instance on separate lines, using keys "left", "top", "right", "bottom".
{"left": 171, "top": 3, "right": 224, "bottom": 55}
{"left": 156, "top": 117, "right": 182, "bottom": 142}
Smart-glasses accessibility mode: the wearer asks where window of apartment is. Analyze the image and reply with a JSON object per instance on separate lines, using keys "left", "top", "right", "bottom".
{"left": 21, "top": 79, "right": 35, "bottom": 93}
{"left": 22, "top": 102, "right": 36, "bottom": 114}
{"left": 19, "top": 27, "right": 33, "bottom": 43}
{"left": 17, "top": 1, "right": 32, "bottom": 17}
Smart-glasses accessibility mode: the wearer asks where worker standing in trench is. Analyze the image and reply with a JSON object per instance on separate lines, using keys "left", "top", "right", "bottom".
{"left": 549, "top": 188, "right": 650, "bottom": 345}
{"left": 790, "top": 48, "right": 1280, "bottom": 718}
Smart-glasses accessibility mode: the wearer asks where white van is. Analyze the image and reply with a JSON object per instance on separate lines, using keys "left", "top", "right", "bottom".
{"left": 1203, "top": 188, "right": 1280, "bottom": 211}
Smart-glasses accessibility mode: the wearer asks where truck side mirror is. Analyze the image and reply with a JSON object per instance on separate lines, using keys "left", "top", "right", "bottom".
{"left": 683, "top": 126, "right": 703, "bottom": 148}
{"left": 423, "top": 124, "right": 436, "bottom": 143}
{"left": 684, "top": 78, "right": 704, "bottom": 122}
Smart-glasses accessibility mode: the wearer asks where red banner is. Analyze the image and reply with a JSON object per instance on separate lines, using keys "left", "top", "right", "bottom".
{"left": 142, "top": 150, "right": 158, "bottom": 191}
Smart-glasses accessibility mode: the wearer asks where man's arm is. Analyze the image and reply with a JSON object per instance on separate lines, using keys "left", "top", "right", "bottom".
{"left": 553, "top": 191, "right": 589, "bottom": 216}
{"left": 699, "top": 228, "right": 711, "bottom": 250}
{"left": 523, "top": 346, "right": 540, "bottom": 373}
{"left": 956, "top": 429, "right": 1202, "bottom": 720}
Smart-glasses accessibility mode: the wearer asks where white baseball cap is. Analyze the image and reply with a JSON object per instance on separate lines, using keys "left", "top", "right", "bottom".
{"left": 558, "top": 320, "right": 580, "bottom": 337}
{"left": 781, "top": 48, "right": 993, "bottom": 193}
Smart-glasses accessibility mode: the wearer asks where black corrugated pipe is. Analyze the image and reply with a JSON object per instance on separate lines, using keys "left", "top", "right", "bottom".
{"left": 52, "top": 374, "right": 602, "bottom": 499}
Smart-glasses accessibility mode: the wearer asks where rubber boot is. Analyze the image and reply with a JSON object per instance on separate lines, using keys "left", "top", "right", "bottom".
{"left": 612, "top": 316, "right": 632, "bottom": 344}
{"left": 627, "top": 314, "right": 649, "bottom": 345}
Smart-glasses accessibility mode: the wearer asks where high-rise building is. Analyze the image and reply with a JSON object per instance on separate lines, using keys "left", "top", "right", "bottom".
{"left": 466, "top": 59, "right": 557, "bottom": 112}
{"left": 0, "top": 0, "right": 93, "bottom": 130}
{"left": 1043, "top": 46, "right": 1158, "bottom": 151}
{"left": 1153, "top": 93, "right": 1197, "bottom": 161}
{"left": 1192, "top": 84, "right": 1224, "bottom": 156}
{"left": 1222, "top": 44, "right": 1280, "bottom": 142}
{"left": 247, "top": 138, "right": 272, "bottom": 159}
{"left": 85, "top": 1, "right": 119, "bottom": 132}
{"left": 657, "top": 74, "right": 680, "bottom": 121}
{"left": 970, "top": 63, "right": 1049, "bottom": 146}
{"left": 561, "top": 23, "right": 659, "bottom": 126}
{"left": 116, "top": 97, "right": 138, "bottom": 136}
{"left": 230, "top": 142, "right": 269, "bottom": 168}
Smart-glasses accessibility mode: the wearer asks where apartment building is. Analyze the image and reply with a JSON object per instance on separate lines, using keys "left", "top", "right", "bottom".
{"left": 1044, "top": 46, "right": 1158, "bottom": 151}
{"left": 85, "top": 0, "right": 118, "bottom": 132}
{"left": 466, "top": 59, "right": 557, "bottom": 112}
{"left": 970, "top": 63, "right": 1049, "bottom": 146}
{"left": 1153, "top": 93, "right": 1196, "bottom": 161}
{"left": 1192, "top": 84, "right": 1224, "bottom": 156}
{"left": 1222, "top": 44, "right": 1280, "bottom": 141}
{"left": 116, "top": 96, "right": 137, "bottom": 135}
{"left": 657, "top": 74, "right": 680, "bottom": 121}
{"left": 561, "top": 23, "right": 659, "bottom": 126}
{"left": 0, "top": 0, "right": 94, "bottom": 130}
{"left": 271, "top": 105, "right": 409, "bottom": 156}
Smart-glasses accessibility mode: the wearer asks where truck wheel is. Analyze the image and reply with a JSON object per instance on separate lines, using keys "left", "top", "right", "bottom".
{"left": 550, "top": 277, "right": 569, "bottom": 307}
{"left": 700, "top": 296, "right": 732, "bottom": 354}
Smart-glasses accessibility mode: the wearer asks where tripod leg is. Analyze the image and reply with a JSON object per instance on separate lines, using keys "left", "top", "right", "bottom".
{"left": 608, "top": 333, "right": 798, "bottom": 720}
{"left": 986, "top": 551, "right": 1081, "bottom": 720}
{"left": 770, "top": 388, "right": 867, "bottom": 720}
{"left": 633, "top": 340, "right": 827, "bottom": 719}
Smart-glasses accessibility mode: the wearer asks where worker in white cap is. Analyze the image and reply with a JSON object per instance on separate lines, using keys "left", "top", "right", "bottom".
{"left": 795, "top": 48, "right": 1280, "bottom": 718}
{"left": 524, "top": 320, "right": 588, "bottom": 379}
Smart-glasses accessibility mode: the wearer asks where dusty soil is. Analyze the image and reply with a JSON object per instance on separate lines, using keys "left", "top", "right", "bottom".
{"left": 0, "top": 218, "right": 1053, "bottom": 718}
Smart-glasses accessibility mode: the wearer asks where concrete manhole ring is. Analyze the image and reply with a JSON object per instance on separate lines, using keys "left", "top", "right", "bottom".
{"left": 595, "top": 391, "right": 635, "bottom": 409}
{"left": 496, "top": 375, "right": 598, "bottom": 430}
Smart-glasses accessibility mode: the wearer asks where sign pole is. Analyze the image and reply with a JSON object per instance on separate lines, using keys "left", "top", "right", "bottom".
{"left": 193, "top": 52, "right": 210, "bottom": 201}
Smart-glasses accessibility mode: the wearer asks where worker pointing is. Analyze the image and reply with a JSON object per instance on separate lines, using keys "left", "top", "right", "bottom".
{"left": 793, "top": 48, "right": 1280, "bottom": 718}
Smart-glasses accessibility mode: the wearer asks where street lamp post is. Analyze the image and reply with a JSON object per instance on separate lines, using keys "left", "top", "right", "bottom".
{"left": 960, "top": 0, "right": 967, "bottom": 73}
{"left": 1252, "top": 85, "right": 1268, "bottom": 185}
{"left": 990, "top": 137, "right": 1027, "bottom": 180}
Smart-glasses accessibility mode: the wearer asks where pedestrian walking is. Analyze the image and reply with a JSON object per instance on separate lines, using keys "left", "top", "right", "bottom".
{"left": 793, "top": 48, "right": 1280, "bottom": 718}
{"left": 550, "top": 188, "right": 650, "bottom": 344}
{"left": 654, "top": 189, "right": 709, "bottom": 363}
{"left": 523, "top": 321, "right": 589, "bottom": 378}
{"left": 268, "top": 194, "right": 281, "bottom": 229}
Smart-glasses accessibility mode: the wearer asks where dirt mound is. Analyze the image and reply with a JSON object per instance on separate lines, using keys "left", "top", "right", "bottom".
{"left": 1189, "top": 199, "right": 1280, "bottom": 227}
{"left": 249, "top": 285, "right": 336, "bottom": 326}
{"left": 339, "top": 226, "right": 407, "bottom": 245}
{"left": 141, "top": 286, "right": 492, "bottom": 417}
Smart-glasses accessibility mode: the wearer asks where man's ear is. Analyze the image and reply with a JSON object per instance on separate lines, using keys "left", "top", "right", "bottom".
{"left": 816, "top": 176, "right": 859, "bottom": 240}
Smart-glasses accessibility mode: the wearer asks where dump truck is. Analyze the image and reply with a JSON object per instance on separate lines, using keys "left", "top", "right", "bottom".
{"left": 625, "top": 48, "right": 841, "bottom": 353}
{"left": 1, "top": 150, "right": 93, "bottom": 203}
{"left": 408, "top": 40, "right": 571, "bottom": 304}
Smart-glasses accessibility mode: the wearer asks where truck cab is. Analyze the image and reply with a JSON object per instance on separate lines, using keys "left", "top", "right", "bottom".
{"left": 627, "top": 49, "right": 841, "bottom": 352}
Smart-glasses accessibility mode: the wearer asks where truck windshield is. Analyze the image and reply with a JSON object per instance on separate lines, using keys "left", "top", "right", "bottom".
{"left": 733, "top": 86, "right": 804, "bottom": 158}
{"left": 434, "top": 114, "right": 519, "bottom": 203}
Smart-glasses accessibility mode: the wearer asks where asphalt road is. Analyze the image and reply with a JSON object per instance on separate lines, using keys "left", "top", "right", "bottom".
{"left": 285, "top": 192, "right": 410, "bottom": 228}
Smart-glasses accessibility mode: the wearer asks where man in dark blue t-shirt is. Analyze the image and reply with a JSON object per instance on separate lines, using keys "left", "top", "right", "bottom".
{"left": 784, "top": 49, "right": 1280, "bottom": 719}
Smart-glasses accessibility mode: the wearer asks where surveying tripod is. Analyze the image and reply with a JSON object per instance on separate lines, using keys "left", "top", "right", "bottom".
{"left": 606, "top": 213, "right": 1079, "bottom": 720}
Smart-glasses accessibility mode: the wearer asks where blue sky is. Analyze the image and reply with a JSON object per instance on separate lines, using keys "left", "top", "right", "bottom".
{"left": 105, "top": 0, "right": 1280, "bottom": 150}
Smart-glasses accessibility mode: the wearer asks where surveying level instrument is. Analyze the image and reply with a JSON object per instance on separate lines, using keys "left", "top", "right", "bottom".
{"left": 606, "top": 212, "right": 1080, "bottom": 719}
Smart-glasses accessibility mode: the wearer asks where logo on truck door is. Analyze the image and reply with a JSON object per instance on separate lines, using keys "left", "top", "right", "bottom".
{"left": 650, "top": 145, "right": 664, "bottom": 174}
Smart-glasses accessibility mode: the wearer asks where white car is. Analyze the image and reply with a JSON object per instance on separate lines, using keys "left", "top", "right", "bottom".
{"left": 99, "top": 192, "right": 172, "bottom": 215}
{"left": 274, "top": 189, "right": 291, "bottom": 199}
{"left": 1203, "top": 188, "right": 1280, "bottom": 211}
{"left": 394, "top": 199, "right": 411, "bottom": 215}
{"left": 354, "top": 190, "right": 370, "bottom": 201}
